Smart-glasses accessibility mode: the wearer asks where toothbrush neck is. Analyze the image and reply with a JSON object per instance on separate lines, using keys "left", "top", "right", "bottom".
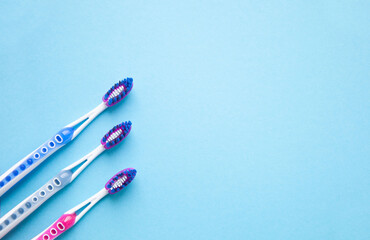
{"left": 69, "top": 145, "right": 106, "bottom": 182}
{"left": 70, "top": 102, "right": 108, "bottom": 140}
{"left": 73, "top": 188, "right": 109, "bottom": 223}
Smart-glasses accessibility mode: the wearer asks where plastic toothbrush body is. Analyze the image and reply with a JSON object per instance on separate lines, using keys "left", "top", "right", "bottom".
{"left": 0, "top": 122, "right": 132, "bottom": 239}
{"left": 33, "top": 168, "right": 137, "bottom": 240}
{"left": 0, "top": 78, "right": 133, "bottom": 198}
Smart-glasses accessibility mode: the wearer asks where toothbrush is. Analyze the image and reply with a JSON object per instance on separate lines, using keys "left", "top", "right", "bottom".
{"left": 0, "top": 121, "right": 132, "bottom": 238}
{"left": 33, "top": 168, "right": 136, "bottom": 240}
{"left": 0, "top": 78, "right": 133, "bottom": 197}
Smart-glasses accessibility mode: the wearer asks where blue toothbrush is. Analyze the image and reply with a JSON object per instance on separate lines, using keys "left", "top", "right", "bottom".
{"left": 0, "top": 78, "right": 133, "bottom": 198}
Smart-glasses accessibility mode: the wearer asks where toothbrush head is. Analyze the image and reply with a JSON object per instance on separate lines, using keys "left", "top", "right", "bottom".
{"left": 105, "top": 168, "right": 137, "bottom": 194}
{"left": 101, "top": 121, "right": 132, "bottom": 149}
{"left": 103, "top": 78, "right": 133, "bottom": 107}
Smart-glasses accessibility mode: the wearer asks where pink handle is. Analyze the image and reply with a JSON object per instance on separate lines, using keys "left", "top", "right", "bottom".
{"left": 35, "top": 213, "right": 76, "bottom": 240}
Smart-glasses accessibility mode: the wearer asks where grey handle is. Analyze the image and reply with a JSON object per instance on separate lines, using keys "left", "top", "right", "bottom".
{"left": 0, "top": 170, "right": 73, "bottom": 238}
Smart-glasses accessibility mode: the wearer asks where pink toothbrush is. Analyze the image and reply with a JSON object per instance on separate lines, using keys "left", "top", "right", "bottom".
{"left": 32, "top": 168, "right": 137, "bottom": 240}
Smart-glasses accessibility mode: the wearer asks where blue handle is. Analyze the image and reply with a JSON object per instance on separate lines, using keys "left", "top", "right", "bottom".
{"left": 0, "top": 127, "right": 75, "bottom": 197}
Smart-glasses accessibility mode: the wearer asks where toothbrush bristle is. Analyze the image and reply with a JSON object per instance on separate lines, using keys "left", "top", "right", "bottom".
{"left": 103, "top": 78, "right": 133, "bottom": 107}
{"left": 105, "top": 168, "right": 137, "bottom": 195}
{"left": 101, "top": 121, "right": 132, "bottom": 149}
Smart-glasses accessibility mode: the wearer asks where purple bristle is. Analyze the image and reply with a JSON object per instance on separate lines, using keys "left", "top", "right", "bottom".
{"left": 101, "top": 121, "right": 132, "bottom": 149}
{"left": 105, "top": 168, "right": 137, "bottom": 195}
{"left": 103, "top": 78, "right": 133, "bottom": 107}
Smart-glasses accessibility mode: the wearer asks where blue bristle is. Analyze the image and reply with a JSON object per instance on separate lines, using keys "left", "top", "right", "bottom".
{"left": 6, "top": 176, "right": 11, "bottom": 181}
{"left": 102, "top": 122, "right": 132, "bottom": 148}
{"left": 27, "top": 159, "right": 33, "bottom": 165}
{"left": 20, "top": 164, "right": 26, "bottom": 170}
{"left": 0, "top": 181, "right": 4, "bottom": 187}
{"left": 13, "top": 170, "right": 18, "bottom": 176}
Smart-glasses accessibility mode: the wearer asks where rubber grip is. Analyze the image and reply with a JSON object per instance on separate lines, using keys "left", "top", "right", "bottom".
{"left": 0, "top": 170, "right": 73, "bottom": 238}
{"left": 34, "top": 213, "right": 77, "bottom": 240}
{"left": 0, "top": 127, "right": 74, "bottom": 197}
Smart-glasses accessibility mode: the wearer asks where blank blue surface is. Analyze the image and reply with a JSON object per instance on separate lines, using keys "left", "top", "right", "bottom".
{"left": 0, "top": 1, "right": 369, "bottom": 239}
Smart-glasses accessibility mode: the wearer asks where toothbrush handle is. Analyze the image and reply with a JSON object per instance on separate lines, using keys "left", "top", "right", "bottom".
{"left": 0, "top": 170, "right": 73, "bottom": 238}
{"left": 33, "top": 213, "right": 77, "bottom": 240}
{"left": 0, "top": 127, "right": 74, "bottom": 197}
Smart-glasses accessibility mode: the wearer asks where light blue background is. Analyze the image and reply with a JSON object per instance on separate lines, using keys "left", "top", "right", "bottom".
{"left": 0, "top": 1, "right": 369, "bottom": 239}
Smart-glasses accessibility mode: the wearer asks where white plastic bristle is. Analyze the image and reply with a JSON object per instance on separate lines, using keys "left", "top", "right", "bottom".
{"left": 111, "top": 175, "right": 127, "bottom": 191}
{"left": 109, "top": 86, "right": 125, "bottom": 99}
{"left": 107, "top": 129, "right": 122, "bottom": 142}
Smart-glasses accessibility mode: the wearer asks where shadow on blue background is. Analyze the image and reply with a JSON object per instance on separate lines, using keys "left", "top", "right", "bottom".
{"left": 0, "top": 1, "right": 369, "bottom": 239}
